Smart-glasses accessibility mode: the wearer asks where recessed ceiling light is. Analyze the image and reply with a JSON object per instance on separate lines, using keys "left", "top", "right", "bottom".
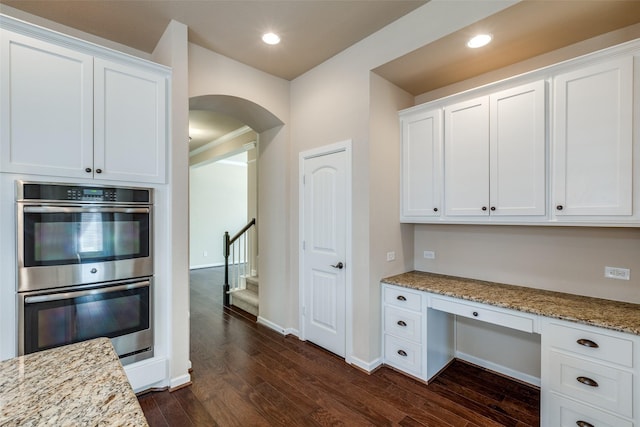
{"left": 262, "top": 32, "right": 280, "bottom": 45}
{"left": 467, "top": 34, "right": 492, "bottom": 48}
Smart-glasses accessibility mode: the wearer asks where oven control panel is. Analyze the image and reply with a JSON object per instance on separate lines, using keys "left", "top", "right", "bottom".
{"left": 17, "top": 182, "right": 152, "bottom": 204}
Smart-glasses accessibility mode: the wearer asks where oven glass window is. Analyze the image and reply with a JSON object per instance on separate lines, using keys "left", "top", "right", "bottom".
{"left": 24, "top": 284, "right": 150, "bottom": 354}
{"left": 24, "top": 211, "right": 149, "bottom": 266}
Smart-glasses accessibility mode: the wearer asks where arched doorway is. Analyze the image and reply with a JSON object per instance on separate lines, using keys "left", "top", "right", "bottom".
{"left": 188, "top": 94, "right": 284, "bottom": 317}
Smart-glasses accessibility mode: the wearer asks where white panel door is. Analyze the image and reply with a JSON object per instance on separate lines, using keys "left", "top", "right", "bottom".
{"left": 0, "top": 30, "right": 93, "bottom": 177}
{"left": 490, "top": 81, "right": 546, "bottom": 216}
{"left": 444, "top": 96, "right": 490, "bottom": 216}
{"left": 302, "top": 150, "right": 346, "bottom": 357}
{"left": 94, "top": 58, "right": 167, "bottom": 183}
{"left": 553, "top": 56, "right": 633, "bottom": 217}
{"left": 400, "top": 107, "right": 442, "bottom": 220}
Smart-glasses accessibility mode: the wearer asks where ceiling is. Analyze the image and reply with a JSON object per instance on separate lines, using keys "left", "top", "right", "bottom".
{"left": 0, "top": 0, "right": 426, "bottom": 81}
{"left": 374, "top": 0, "right": 640, "bottom": 96}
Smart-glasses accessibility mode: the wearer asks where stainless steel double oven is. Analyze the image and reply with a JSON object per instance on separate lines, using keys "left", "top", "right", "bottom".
{"left": 16, "top": 181, "right": 154, "bottom": 365}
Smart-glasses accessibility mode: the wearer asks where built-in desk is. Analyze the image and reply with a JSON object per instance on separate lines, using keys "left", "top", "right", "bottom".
{"left": 381, "top": 271, "right": 640, "bottom": 427}
{"left": 0, "top": 338, "right": 148, "bottom": 426}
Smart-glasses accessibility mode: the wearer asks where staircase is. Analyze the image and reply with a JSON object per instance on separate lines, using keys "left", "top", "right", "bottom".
{"left": 230, "top": 276, "right": 259, "bottom": 316}
{"left": 224, "top": 218, "right": 258, "bottom": 317}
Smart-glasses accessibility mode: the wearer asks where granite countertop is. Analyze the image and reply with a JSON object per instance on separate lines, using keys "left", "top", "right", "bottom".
{"left": 382, "top": 271, "right": 640, "bottom": 336}
{"left": 0, "top": 338, "right": 148, "bottom": 427}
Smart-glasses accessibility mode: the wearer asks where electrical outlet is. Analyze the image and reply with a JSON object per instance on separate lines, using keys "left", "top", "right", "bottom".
{"left": 203, "top": 251, "right": 208, "bottom": 257}
{"left": 604, "top": 266, "right": 630, "bottom": 280}
{"left": 423, "top": 250, "right": 435, "bottom": 259}
{"left": 386, "top": 251, "right": 395, "bottom": 262}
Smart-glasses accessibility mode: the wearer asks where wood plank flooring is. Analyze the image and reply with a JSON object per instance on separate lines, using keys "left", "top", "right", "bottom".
{"left": 138, "top": 267, "right": 540, "bottom": 426}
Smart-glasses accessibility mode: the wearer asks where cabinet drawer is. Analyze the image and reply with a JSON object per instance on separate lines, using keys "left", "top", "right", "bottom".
{"left": 548, "top": 351, "right": 633, "bottom": 417}
{"left": 430, "top": 296, "right": 535, "bottom": 333}
{"left": 384, "top": 334, "right": 423, "bottom": 377}
{"left": 546, "top": 321, "right": 634, "bottom": 368}
{"left": 384, "top": 286, "right": 422, "bottom": 312}
{"left": 384, "top": 306, "right": 422, "bottom": 343}
{"left": 548, "top": 392, "right": 633, "bottom": 427}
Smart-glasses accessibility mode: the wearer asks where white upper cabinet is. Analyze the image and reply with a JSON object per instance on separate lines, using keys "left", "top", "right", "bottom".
{"left": 443, "top": 81, "right": 546, "bottom": 219}
{"left": 0, "top": 26, "right": 169, "bottom": 184}
{"left": 0, "top": 31, "right": 94, "bottom": 178}
{"left": 94, "top": 59, "right": 166, "bottom": 183}
{"left": 444, "top": 96, "right": 490, "bottom": 216}
{"left": 400, "top": 107, "right": 442, "bottom": 220}
{"left": 552, "top": 56, "right": 633, "bottom": 219}
{"left": 490, "top": 81, "right": 546, "bottom": 217}
{"left": 401, "top": 39, "right": 639, "bottom": 227}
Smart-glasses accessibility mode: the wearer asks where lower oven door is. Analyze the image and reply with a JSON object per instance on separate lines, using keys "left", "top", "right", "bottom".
{"left": 19, "top": 278, "right": 153, "bottom": 365}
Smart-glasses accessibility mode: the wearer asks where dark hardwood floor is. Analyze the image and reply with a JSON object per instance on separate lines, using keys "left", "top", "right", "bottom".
{"left": 138, "top": 267, "right": 540, "bottom": 426}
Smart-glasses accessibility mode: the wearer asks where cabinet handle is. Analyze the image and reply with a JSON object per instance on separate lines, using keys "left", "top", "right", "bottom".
{"left": 433, "top": 207, "right": 438, "bottom": 212}
{"left": 397, "top": 320, "right": 407, "bottom": 327}
{"left": 576, "top": 421, "right": 594, "bottom": 427}
{"left": 397, "top": 295, "right": 407, "bottom": 301}
{"left": 472, "top": 311, "right": 479, "bottom": 317}
{"left": 397, "top": 349, "right": 407, "bottom": 357}
{"left": 490, "top": 206, "right": 496, "bottom": 211}
{"left": 96, "top": 168, "right": 102, "bottom": 174}
{"left": 576, "top": 376, "right": 598, "bottom": 387}
{"left": 481, "top": 206, "right": 487, "bottom": 211}
{"left": 85, "top": 167, "right": 92, "bottom": 173}
{"left": 556, "top": 205, "right": 564, "bottom": 211}
{"left": 576, "top": 338, "right": 599, "bottom": 348}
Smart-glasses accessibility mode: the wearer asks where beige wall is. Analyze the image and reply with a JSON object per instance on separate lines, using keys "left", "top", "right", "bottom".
{"left": 415, "top": 225, "right": 640, "bottom": 304}
{"left": 290, "top": 1, "right": 518, "bottom": 364}
{"left": 368, "top": 73, "right": 415, "bottom": 359}
{"left": 188, "top": 43, "right": 291, "bottom": 329}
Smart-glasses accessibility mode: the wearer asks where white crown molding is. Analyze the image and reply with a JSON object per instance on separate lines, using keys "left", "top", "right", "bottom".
{"left": 189, "top": 125, "right": 253, "bottom": 158}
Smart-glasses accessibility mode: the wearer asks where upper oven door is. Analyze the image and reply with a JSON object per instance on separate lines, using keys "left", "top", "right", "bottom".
{"left": 18, "top": 205, "right": 153, "bottom": 292}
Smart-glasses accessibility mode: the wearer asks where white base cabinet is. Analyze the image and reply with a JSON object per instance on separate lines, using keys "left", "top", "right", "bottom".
{"left": 0, "top": 21, "right": 169, "bottom": 184}
{"left": 541, "top": 318, "right": 639, "bottom": 427}
{"left": 381, "top": 284, "right": 454, "bottom": 382}
{"left": 382, "top": 283, "right": 640, "bottom": 425}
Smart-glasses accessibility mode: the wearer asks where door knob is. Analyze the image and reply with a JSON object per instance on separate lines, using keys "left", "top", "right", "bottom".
{"left": 331, "top": 262, "right": 344, "bottom": 269}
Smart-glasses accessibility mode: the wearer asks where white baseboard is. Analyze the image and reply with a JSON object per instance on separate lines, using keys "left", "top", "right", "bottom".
{"left": 256, "top": 316, "right": 299, "bottom": 337}
{"left": 455, "top": 351, "right": 541, "bottom": 387}
{"left": 348, "top": 354, "right": 382, "bottom": 373}
{"left": 169, "top": 373, "right": 192, "bottom": 390}
{"left": 124, "top": 356, "right": 169, "bottom": 393}
{"left": 189, "top": 262, "right": 223, "bottom": 270}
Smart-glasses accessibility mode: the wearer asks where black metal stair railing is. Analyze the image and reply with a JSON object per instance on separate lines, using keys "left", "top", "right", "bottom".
{"left": 223, "top": 218, "right": 256, "bottom": 307}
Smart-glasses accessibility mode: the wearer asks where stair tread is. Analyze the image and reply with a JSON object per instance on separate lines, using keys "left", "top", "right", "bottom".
{"left": 232, "top": 289, "right": 258, "bottom": 305}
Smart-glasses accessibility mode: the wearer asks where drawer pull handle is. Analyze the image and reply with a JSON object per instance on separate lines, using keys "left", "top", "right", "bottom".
{"left": 576, "top": 376, "right": 599, "bottom": 388}
{"left": 576, "top": 421, "right": 594, "bottom": 427}
{"left": 472, "top": 311, "right": 479, "bottom": 317}
{"left": 397, "top": 350, "right": 407, "bottom": 357}
{"left": 576, "top": 338, "right": 599, "bottom": 348}
{"left": 397, "top": 295, "right": 407, "bottom": 301}
{"left": 397, "top": 320, "right": 407, "bottom": 327}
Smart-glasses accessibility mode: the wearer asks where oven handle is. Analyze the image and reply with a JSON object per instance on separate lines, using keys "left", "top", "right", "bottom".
{"left": 22, "top": 206, "right": 149, "bottom": 214}
{"left": 24, "top": 281, "right": 150, "bottom": 304}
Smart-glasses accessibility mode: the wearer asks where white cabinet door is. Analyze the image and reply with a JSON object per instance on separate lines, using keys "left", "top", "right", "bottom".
{"left": 400, "top": 107, "right": 442, "bottom": 220}
{"left": 444, "top": 96, "right": 489, "bottom": 216}
{"left": 552, "top": 57, "right": 633, "bottom": 217}
{"left": 94, "top": 58, "right": 167, "bottom": 183}
{"left": 490, "top": 81, "right": 546, "bottom": 216}
{"left": 0, "top": 30, "right": 93, "bottom": 177}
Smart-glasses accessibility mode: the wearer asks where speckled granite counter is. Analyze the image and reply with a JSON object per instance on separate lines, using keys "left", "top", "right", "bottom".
{"left": 0, "top": 338, "right": 148, "bottom": 427}
{"left": 382, "top": 271, "right": 640, "bottom": 336}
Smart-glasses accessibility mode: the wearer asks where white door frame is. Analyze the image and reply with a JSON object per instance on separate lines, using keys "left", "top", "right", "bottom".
{"left": 298, "top": 139, "right": 353, "bottom": 361}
